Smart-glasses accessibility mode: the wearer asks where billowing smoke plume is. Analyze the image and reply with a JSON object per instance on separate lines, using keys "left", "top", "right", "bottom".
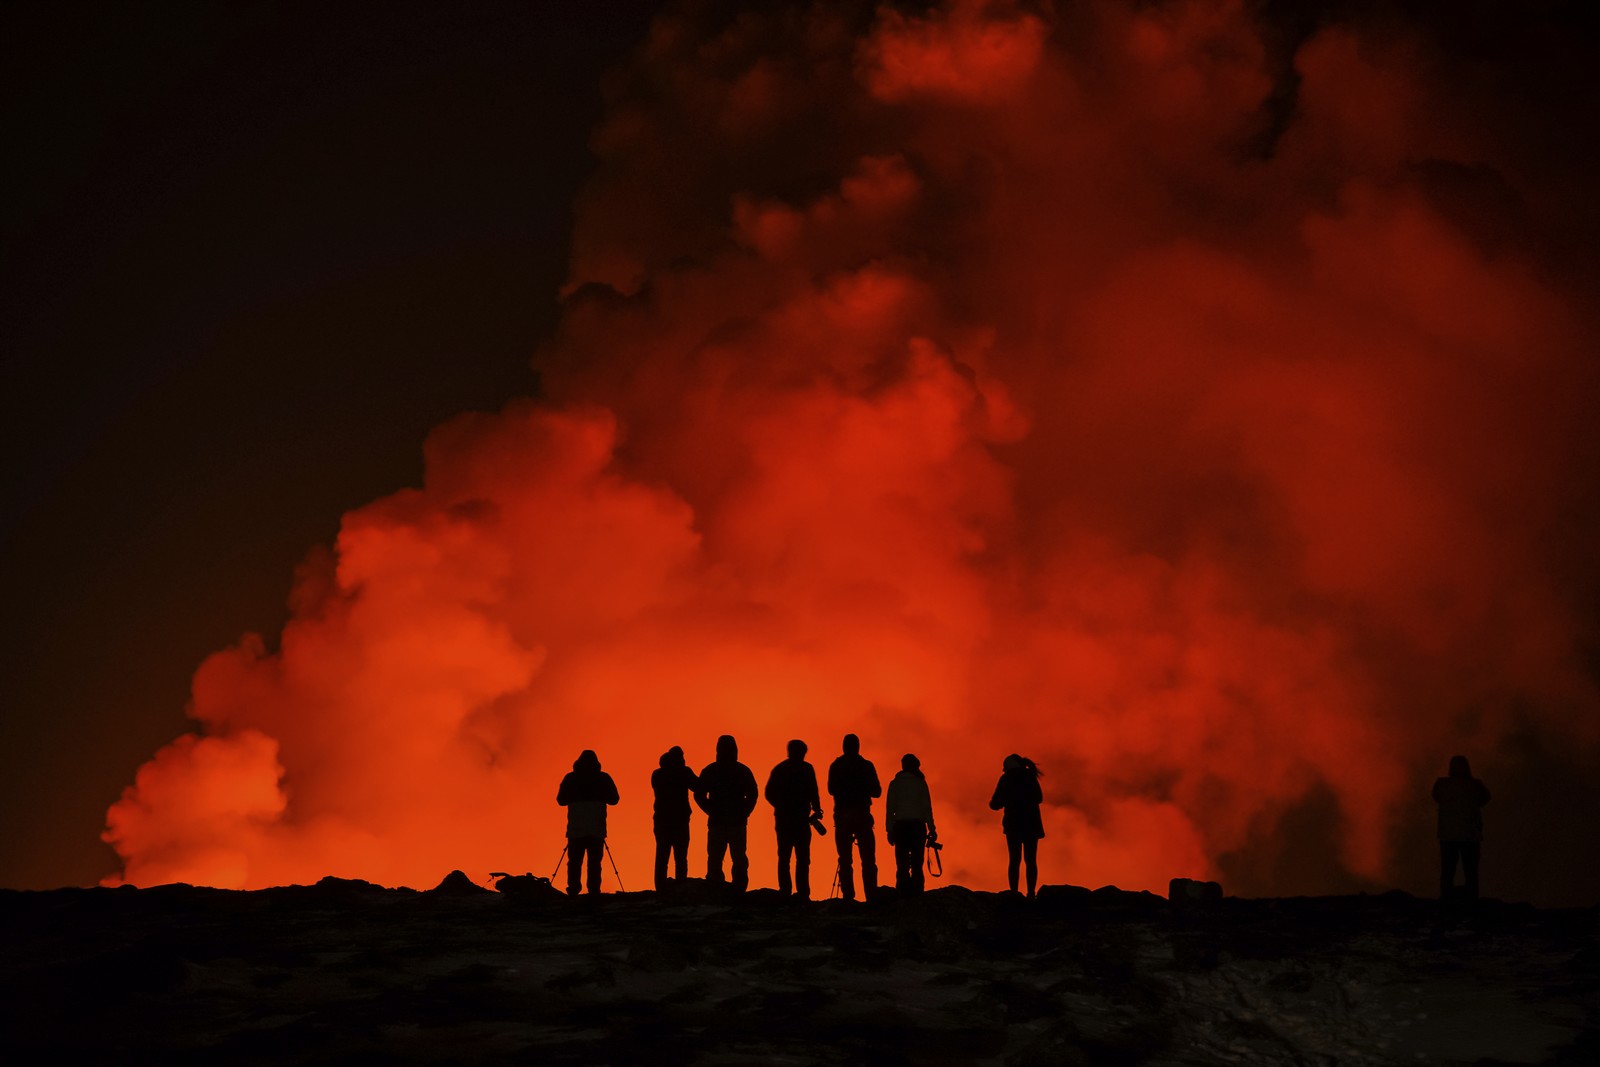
{"left": 105, "top": 0, "right": 1600, "bottom": 901}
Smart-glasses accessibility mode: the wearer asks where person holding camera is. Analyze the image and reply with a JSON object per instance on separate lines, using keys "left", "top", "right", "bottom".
{"left": 651, "top": 746, "right": 700, "bottom": 890}
{"left": 765, "top": 739, "right": 824, "bottom": 899}
{"left": 886, "top": 753, "right": 936, "bottom": 894}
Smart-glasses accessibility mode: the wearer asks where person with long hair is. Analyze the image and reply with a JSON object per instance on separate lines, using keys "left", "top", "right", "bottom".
{"left": 1432, "top": 754, "right": 1491, "bottom": 901}
{"left": 989, "top": 753, "right": 1044, "bottom": 897}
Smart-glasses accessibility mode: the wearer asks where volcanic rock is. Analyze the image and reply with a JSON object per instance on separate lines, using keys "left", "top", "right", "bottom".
{"left": 1, "top": 883, "right": 1595, "bottom": 1064}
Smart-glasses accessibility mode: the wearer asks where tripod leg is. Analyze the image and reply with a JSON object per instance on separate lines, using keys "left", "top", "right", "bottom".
{"left": 604, "top": 840, "right": 626, "bottom": 893}
{"left": 551, "top": 844, "right": 568, "bottom": 883}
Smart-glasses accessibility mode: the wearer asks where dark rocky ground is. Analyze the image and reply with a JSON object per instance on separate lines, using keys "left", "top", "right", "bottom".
{"left": 1, "top": 875, "right": 1594, "bottom": 1065}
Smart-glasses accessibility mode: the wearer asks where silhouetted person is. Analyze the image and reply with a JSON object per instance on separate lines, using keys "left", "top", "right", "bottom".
{"left": 556, "top": 749, "right": 619, "bottom": 896}
{"left": 828, "top": 733, "right": 881, "bottom": 901}
{"left": 1433, "top": 754, "right": 1490, "bottom": 901}
{"left": 989, "top": 754, "right": 1044, "bottom": 897}
{"left": 886, "top": 753, "right": 936, "bottom": 894}
{"left": 765, "top": 739, "right": 823, "bottom": 899}
{"left": 696, "top": 734, "right": 759, "bottom": 892}
{"left": 651, "top": 746, "right": 700, "bottom": 890}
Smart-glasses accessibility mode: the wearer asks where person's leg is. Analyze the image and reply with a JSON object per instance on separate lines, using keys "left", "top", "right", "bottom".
{"left": 587, "top": 839, "right": 603, "bottom": 894}
{"left": 911, "top": 822, "right": 926, "bottom": 893}
{"left": 707, "top": 824, "right": 728, "bottom": 883}
{"left": 731, "top": 822, "right": 750, "bottom": 893}
{"left": 893, "top": 822, "right": 920, "bottom": 891}
{"left": 776, "top": 829, "right": 794, "bottom": 895}
{"left": 1006, "top": 835, "right": 1021, "bottom": 893}
{"left": 654, "top": 831, "right": 669, "bottom": 891}
{"left": 671, "top": 826, "right": 689, "bottom": 882}
{"left": 1439, "top": 841, "right": 1459, "bottom": 899}
{"left": 1462, "top": 841, "right": 1481, "bottom": 900}
{"left": 834, "top": 823, "right": 856, "bottom": 900}
{"left": 859, "top": 825, "right": 878, "bottom": 901}
{"left": 566, "top": 839, "right": 584, "bottom": 896}
{"left": 1023, "top": 839, "right": 1038, "bottom": 898}
{"left": 796, "top": 831, "right": 811, "bottom": 899}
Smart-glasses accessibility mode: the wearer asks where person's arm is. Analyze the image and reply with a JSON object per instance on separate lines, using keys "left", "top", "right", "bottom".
{"left": 826, "top": 761, "right": 839, "bottom": 799}
{"left": 604, "top": 774, "right": 619, "bottom": 806}
{"left": 808, "top": 766, "right": 822, "bottom": 816}
{"left": 763, "top": 767, "right": 779, "bottom": 808}
{"left": 989, "top": 778, "right": 1006, "bottom": 811}
{"left": 1431, "top": 779, "right": 1445, "bottom": 803}
{"left": 557, "top": 775, "right": 570, "bottom": 807}
{"left": 1477, "top": 781, "right": 1491, "bottom": 805}
{"left": 1028, "top": 776, "right": 1042, "bottom": 804}
{"left": 693, "top": 769, "right": 712, "bottom": 814}
{"left": 741, "top": 766, "right": 760, "bottom": 817}
{"left": 868, "top": 764, "right": 881, "bottom": 800}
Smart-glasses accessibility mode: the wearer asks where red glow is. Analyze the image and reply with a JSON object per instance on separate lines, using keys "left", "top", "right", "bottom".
{"left": 105, "top": 0, "right": 1600, "bottom": 894}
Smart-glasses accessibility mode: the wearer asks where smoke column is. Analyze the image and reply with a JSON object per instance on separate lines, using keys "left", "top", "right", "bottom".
{"left": 105, "top": 0, "right": 1600, "bottom": 900}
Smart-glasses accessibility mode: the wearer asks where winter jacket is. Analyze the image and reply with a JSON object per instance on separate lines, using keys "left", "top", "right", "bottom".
{"left": 1432, "top": 775, "right": 1490, "bottom": 842}
{"left": 886, "top": 769, "right": 935, "bottom": 829}
{"left": 765, "top": 758, "right": 822, "bottom": 828}
{"left": 989, "top": 770, "right": 1045, "bottom": 841}
{"left": 652, "top": 754, "right": 700, "bottom": 826}
{"left": 557, "top": 751, "right": 619, "bottom": 840}
{"left": 696, "top": 757, "right": 759, "bottom": 827}
{"left": 827, "top": 753, "right": 882, "bottom": 811}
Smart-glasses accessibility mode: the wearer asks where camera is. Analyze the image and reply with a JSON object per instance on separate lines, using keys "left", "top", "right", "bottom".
{"left": 809, "top": 813, "right": 828, "bottom": 836}
{"left": 926, "top": 830, "right": 942, "bottom": 851}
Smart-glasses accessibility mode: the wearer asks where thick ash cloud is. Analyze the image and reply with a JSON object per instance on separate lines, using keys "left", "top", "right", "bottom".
{"left": 106, "top": 1, "right": 1600, "bottom": 901}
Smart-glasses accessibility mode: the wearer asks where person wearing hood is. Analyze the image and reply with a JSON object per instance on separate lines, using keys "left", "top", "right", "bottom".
{"left": 989, "top": 754, "right": 1044, "bottom": 897}
{"left": 828, "top": 733, "right": 882, "bottom": 901}
{"left": 885, "top": 753, "right": 936, "bottom": 894}
{"left": 556, "top": 750, "right": 620, "bottom": 896}
{"left": 651, "top": 746, "right": 700, "bottom": 890}
{"left": 695, "top": 734, "right": 759, "bottom": 892}
{"left": 1432, "top": 754, "right": 1491, "bottom": 901}
{"left": 765, "top": 739, "right": 823, "bottom": 899}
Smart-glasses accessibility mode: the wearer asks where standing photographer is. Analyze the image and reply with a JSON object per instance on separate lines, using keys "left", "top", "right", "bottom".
{"left": 886, "top": 753, "right": 936, "bottom": 894}
{"left": 828, "top": 733, "right": 881, "bottom": 901}
{"left": 764, "top": 739, "right": 823, "bottom": 899}
{"left": 556, "top": 749, "right": 620, "bottom": 896}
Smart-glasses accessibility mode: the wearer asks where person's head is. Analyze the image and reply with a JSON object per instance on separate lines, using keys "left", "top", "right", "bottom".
{"left": 661, "top": 746, "right": 684, "bottom": 769}
{"left": 787, "top": 738, "right": 807, "bottom": 760}
{"left": 901, "top": 753, "right": 920, "bottom": 772}
{"left": 1003, "top": 753, "right": 1022, "bottom": 773}
{"left": 1449, "top": 754, "right": 1472, "bottom": 778}
{"left": 842, "top": 733, "right": 860, "bottom": 756}
{"left": 716, "top": 734, "right": 738, "bottom": 761}
{"left": 575, "top": 749, "right": 600, "bottom": 772}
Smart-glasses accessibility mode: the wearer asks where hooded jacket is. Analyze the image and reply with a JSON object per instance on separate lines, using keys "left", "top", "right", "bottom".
{"left": 557, "top": 750, "right": 619, "bottom": 839}
{"left": 1432, "top": 756, "right": 1490, "bottom": 842}
{"left": 651, "top": 747, "right": 700, "bottom": 826}
{"left": 696, "top": 736, "right": 759, "bottom": 826}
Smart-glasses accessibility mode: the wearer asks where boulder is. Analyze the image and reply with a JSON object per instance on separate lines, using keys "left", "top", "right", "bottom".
{"left": 1168, "top": 877, "right": 1224, "bottom": 906}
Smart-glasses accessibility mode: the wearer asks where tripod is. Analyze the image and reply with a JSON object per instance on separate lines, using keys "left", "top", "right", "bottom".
{"left": 553, "top": 840, "right": 626, "bottom": 893}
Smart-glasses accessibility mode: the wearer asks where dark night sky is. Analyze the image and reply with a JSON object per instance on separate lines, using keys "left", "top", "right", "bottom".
{"left": 5, "top": 2, "right": 1599, "bottom": 900}
{"left": 1, "top": 1, "right": 661, "bottom": 889}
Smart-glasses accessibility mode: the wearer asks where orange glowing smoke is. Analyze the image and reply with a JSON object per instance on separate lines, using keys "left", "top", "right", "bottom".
{"left": 105, "top": 1, "right": 1600, "bottom": 895}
